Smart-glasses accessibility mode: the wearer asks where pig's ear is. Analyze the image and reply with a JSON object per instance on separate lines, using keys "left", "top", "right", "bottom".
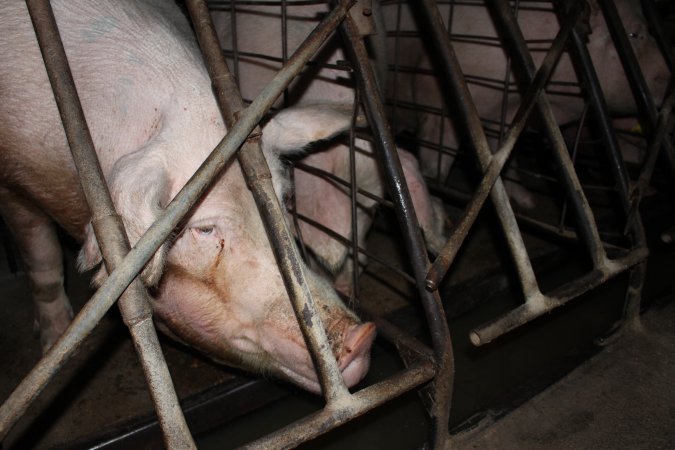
{"left": 261, "top": 104, "right": 363, "bottom": 155}
{"left": 77, "top": 152, "right": 171, "bottom": 287}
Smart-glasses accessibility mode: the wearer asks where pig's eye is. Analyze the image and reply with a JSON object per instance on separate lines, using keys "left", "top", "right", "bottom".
{"left": 628, "top": 32, "right": 639, "bottom": 39}
{"left": 194, "top": 226, "right": 214, "bottom": 236}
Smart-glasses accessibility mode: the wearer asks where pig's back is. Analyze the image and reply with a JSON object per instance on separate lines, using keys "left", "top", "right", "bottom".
{"left": 0, "top": 0, "right": 211, "bottom": 237}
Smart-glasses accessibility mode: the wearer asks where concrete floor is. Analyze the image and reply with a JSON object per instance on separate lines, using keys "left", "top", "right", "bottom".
{"left": 451, "top": 295, "right": 675, "bottom": 450}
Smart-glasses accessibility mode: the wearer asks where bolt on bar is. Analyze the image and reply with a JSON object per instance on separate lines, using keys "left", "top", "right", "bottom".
{"left": 1, "top": 2, "right": 195, "bottom": 447}
{"left": 339, "top": 2, "right": 455, "bottom": 446}
{"left": 425, "top": 0, "right": 584, "bottom": 290}
{"left": 0, "top": 3, "right": 354, "bottom": 440}
{"left": 184, "top": 0, "right": 350, "bottom": 405}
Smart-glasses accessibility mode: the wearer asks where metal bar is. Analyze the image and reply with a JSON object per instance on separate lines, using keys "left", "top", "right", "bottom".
{"left": 471, "top": 245, "right": 649, "bottom": 346}
{"left": 425, "top": 0, "right": 583, "bottom": 290}
{"left": 238, "top": 360, "right": 437, "bottom": 450}
{"left": 339, "top": 3, "right": 455, "bottom": 446}
{"left": 416, "top": 0, "right": 542, "bottom": 302}
{"left": 640, "top": 0, "right": 673, "bottom": 72}
{"left": 596, "top": 0, "right": 675, "bottom": 177}
{"left": 186, "top": 0, "right": 352, "bottom": 404}
{"left": 560, "top": 1, "right": 651, "bottom": 326}
{"left": 0, "top": 3, "right": 354, "bottom": 438}
{"left": 1, "top": 3, "right": 196, "bottom": 446}
{"left": 491, "top": 0, "right": 607, "bottom": 268}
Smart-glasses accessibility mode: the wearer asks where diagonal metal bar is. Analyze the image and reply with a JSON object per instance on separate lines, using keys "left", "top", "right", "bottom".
{"left": 185, "top": 0, "right": 352, "bottom": 405}
{"left": 339, "top": 2, "right": 455, "bottom": 446}
{"left": 596, "top": 0, "right": 675, "bottom": 180}
{"left": 1, "top": 2, "right": 195, "bottom": 446}
{"left": 425, "top": 0, "right": 584, "bottom": 290}
{"left": 0, "top": 2, "right": 355, "bottom": 439}
{"left": 559, "top": 12, "right": 649, "bottom": 327}
{"left": 491, "top": 0, "right": 607, "bottom": 269}
{"left": 415, "top": 0, "right": 542, "bottom": 302}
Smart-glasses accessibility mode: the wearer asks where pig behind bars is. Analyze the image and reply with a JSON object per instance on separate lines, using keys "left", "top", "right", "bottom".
{"left": 383, "top": 0, "right": 670, "bottom": 208}
{"left": 0, "top": 0, "right": 377, "bottom": 394}
{"left": 211, "top": 1, "right": 449, "bottom": 296}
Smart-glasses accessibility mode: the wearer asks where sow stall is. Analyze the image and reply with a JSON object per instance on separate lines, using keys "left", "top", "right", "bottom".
{"left": 0, "top": 0, "right": 672, "bottom": 448}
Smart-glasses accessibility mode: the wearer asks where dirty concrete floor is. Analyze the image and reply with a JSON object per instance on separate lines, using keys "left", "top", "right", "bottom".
{"left": 451, "top": 295, "right": 675, "bottom": 450}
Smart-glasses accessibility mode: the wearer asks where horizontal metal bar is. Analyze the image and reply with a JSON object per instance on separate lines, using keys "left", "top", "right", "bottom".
{"left": 470, "top": 246, "right": 649, "bottom": 346}
{"left": 238, "top": 360, "right": 436, "bottom": 450}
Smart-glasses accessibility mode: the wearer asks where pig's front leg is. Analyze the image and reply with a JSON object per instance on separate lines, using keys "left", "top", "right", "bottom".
{"left": 0, "top": 188, "right": 73, "bottom": 353}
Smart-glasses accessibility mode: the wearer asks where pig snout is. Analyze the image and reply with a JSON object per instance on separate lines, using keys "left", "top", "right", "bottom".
{"left": 337, "top": 322, "right": 377, "bottom": 389}
{"left": 266, "top": 310, "right": 376, "bottom": 394}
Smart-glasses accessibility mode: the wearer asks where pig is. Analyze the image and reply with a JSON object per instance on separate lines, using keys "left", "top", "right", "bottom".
{"left": 382, "top": 0, "right": 670, "bottom": 207}
{"left": 0, "top": 0, "right": 376, "bottom": 394}
{"left": 211, "top": 2, "right": 448, "bottom": 293}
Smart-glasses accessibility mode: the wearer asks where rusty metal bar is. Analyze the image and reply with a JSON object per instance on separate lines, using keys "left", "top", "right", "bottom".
{"left": 239, "top": 360, "right": 436, "bottom": 450}
{"left": 187, "top": 0, "right": 352, "bottom": 405}
{"left": 425, "top": 0, "right": 584, "bottom": 290}
{"left": 471, "top": 245, "right": 648, "bottom": 345}
{"left": 0, "top": 2, "right": 355, "bottom": 439}
{"left": 1, "top": 3, "right": 195, "bottom": 446}
{"left": 339, "top": 3, "right": 455, "bottom": 446}
{"left": 415, "top": 0, "right": 542, "bottom": 302}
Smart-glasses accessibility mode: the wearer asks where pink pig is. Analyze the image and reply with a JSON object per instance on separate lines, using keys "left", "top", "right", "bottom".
{"left": 0, "top": 0, "right": 375, "bottom": 393}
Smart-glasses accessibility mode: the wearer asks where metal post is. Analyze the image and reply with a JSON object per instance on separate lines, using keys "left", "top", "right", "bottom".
{"left": 339, "top": 2, "right": 455, "bottom": 446}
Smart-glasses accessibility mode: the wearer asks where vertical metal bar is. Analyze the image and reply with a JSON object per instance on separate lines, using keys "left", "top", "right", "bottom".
{"left": 339, "top": 3, "right": 455, "bottom": 446}
{"left": 349, "top": 88, "right": 361, "bottom": 300}
{"left": 415, "top": 0, "right": 541, "bottom": 300}
{"left": 490, "top": 0, "right": 607, "bottom": 268}
{"left": 185, "top": 0, "right": 352, "bottom": 405}
{"left": 19, "top": 1, "right": 195, "bottom": 448}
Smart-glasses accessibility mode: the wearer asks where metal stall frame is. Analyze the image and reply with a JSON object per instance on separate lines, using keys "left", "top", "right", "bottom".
{"left": 391, "top": 0, "right": 665, "bottom": 348}
{"left": 1, "top": 0, "right": 453, "bottom": 448}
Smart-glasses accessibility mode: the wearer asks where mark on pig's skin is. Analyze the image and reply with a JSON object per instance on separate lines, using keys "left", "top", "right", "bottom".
{"left": 302, "top": 304, "right": 314, "bottom": 327}
{"left": 82, "top": 16, "right": 118, "bottom": 43}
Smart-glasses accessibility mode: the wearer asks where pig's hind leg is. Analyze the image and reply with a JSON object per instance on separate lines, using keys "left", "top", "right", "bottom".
{"left": 0, "top": 190, "right": 73, "bottom": 353}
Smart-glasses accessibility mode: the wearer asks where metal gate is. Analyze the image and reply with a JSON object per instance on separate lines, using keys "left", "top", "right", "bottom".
{"left": 0, "top": 0, "right": 672, "bottom": 448}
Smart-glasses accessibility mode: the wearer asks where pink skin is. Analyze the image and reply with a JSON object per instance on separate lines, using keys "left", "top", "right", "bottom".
{"left": 383, "top": 0, "right": 670, "bottom": 208}
{"left": 1, "top": 0, "right": 375, "bottom": 392}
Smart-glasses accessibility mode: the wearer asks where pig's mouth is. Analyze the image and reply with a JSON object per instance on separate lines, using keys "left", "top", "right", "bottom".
{"left": 275, "top": 322, "right": 376, "bottom": 394}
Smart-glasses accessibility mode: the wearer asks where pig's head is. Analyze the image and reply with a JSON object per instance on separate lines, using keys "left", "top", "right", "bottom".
{"left": 78, "top": 104, "right": 375, "bottom": 394}
{"left": 586, "top": 0, "right": 670, "bottom": 114}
